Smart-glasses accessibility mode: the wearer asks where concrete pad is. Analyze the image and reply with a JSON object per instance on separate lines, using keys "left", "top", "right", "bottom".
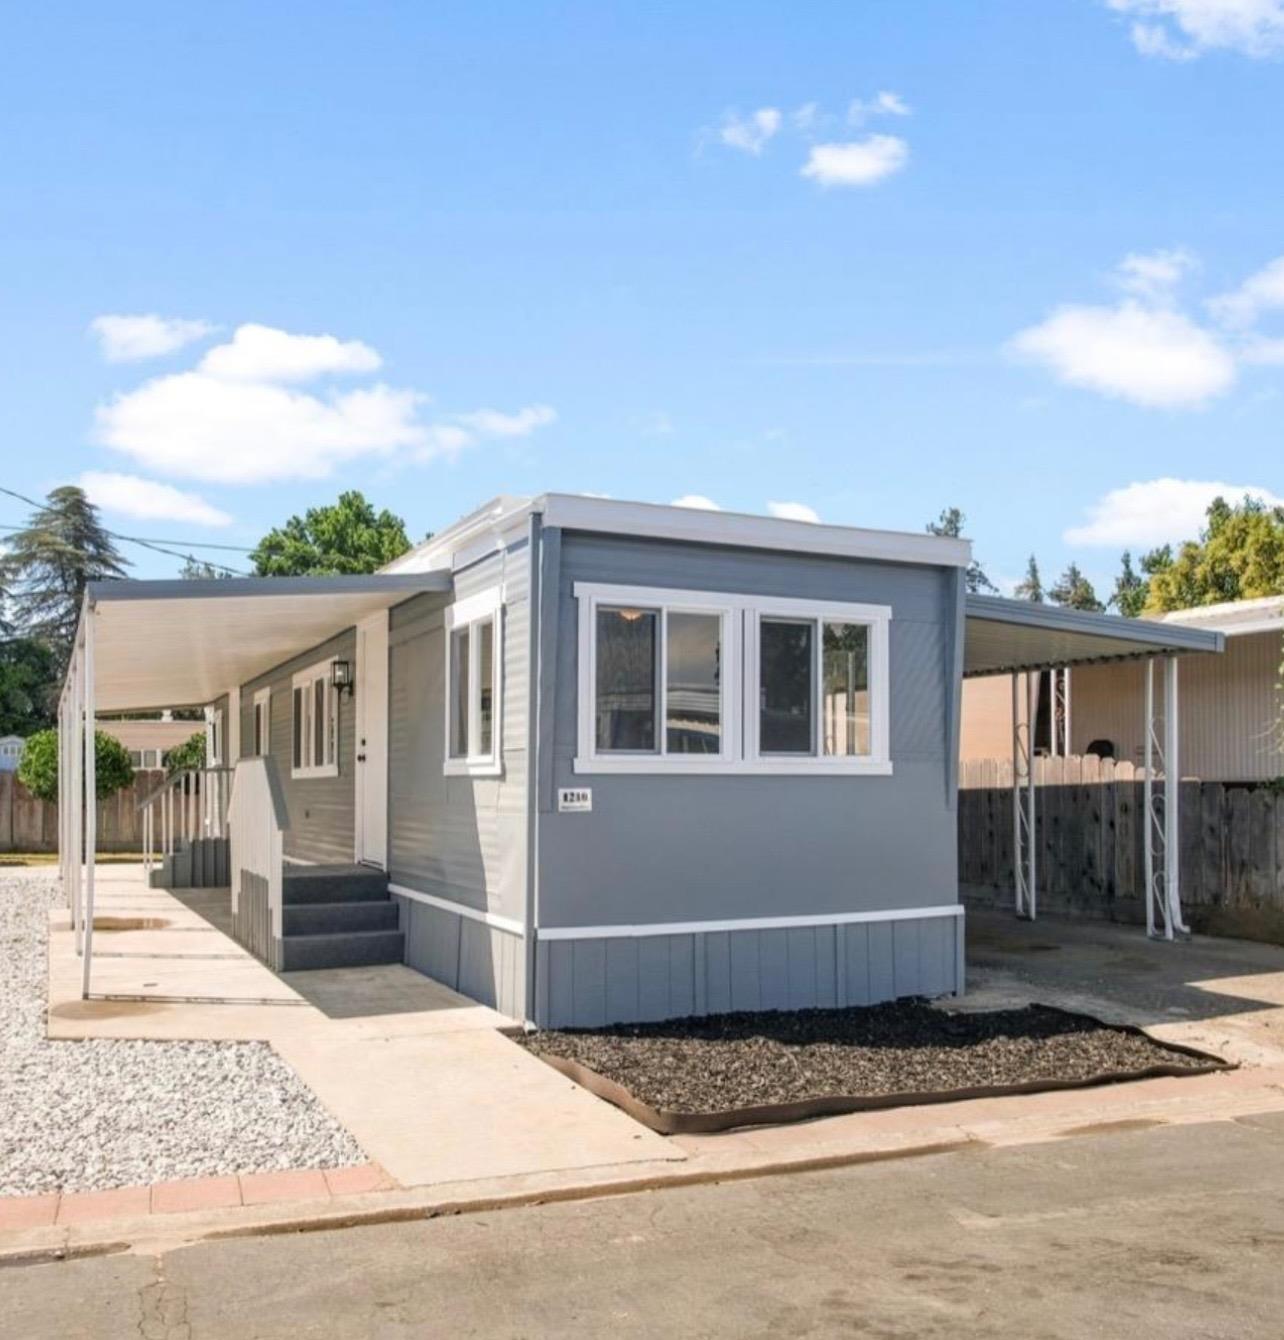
{"left": 273, "top": 1028, "right": 681, "bottom": 1188}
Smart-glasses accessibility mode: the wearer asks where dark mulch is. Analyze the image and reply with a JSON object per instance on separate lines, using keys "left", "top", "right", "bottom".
{"left": 519, "top": 1001, "right": 1216, "bottom": 1115}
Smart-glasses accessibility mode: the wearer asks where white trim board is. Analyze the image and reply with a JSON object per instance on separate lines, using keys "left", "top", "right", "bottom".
{"left": 388, "top": 883, "right": 525, "bottom": 937}
{"left": 537, "top": 903, "right": 964, "bottom": 941}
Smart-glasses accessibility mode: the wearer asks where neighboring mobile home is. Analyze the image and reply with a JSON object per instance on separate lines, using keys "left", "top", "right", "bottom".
{"left": 58, "top": 495, "right": 1223, "bottom": 1026}
{"left": 961, "top": 595, "right": 1283, "bottom": 783}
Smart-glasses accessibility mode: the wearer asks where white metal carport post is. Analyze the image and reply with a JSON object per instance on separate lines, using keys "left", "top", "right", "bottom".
{"left": 1144, "top": 655, "right": 1189, "bottom": 940}
{"left": 1012, "top": 670, "right": 1037, "bottom": 919}
{"left": 79, "top": 599, "right": 98, "bottom": 996}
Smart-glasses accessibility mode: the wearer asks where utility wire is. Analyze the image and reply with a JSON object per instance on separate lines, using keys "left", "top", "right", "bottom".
{"left": 0, "top": 485, "right": 253, "bottom": 577}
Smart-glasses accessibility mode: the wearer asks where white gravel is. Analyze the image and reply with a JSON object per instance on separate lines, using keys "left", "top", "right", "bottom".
{"left": 0, "top": 871, "right": 364, "bottom": 1196}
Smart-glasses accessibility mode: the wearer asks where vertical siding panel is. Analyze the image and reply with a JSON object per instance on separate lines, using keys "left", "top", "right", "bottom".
{"left": 668, "top": 935, "right": 696, "bottom": 1018}
{"left": 547, "top": 942, "right": 574, "bottom": 1027}
{"left": 705, "top": 932, "right": 731, "bottom": 1012}
{"left": 635, "top": 936, "right": 670, "bottom": 1021}
{"left": 868, "top": 922, "right": 894, "bottom": 1002}
{"left": 814, "top": 926, "right": 837, "bottom": 1006}
{"left": 728, "top": 931, "right": 761, "bottom": 1012}
{"left": 605, "top": 938, "right": 639, "bottom": 1025}
{"left": 892, "top": 920, "right": 919, "bottom": 996}
{"left": 571, "top": 940, "right": 607, "bottom": 1027}
{"left": 785, "top": 927, "right": 817, "bottom": 1009}
{"left": 843, "top": 924, "right": 870, "bottom": 1005}
{"left": 757, "top": 931, "right": 789, "bottom": 1011}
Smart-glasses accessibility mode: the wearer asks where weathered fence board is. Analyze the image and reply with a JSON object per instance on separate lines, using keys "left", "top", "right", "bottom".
{"left": 960, "top": 757, "right": 1284, "bottom": 944}
{"left": 0, "top": 769, "right": 162, "bottom": 853}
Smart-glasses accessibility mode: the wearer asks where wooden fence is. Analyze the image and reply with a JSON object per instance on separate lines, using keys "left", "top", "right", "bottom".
{"left": 0, "top": 769, "right": 163, "bottom": 854}
{"left": 960, "top": 756, "right": 1284, "bottom": 943}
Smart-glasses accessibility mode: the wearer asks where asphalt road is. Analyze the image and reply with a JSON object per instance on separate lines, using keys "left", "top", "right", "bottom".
{"left": 6, "top": 1115, "right": 1284, "bottom": 1339}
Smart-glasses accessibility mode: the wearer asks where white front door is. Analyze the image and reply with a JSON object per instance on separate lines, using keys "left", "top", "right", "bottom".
{"left": 354, "top": 610, "right": 390, "bottom": 868}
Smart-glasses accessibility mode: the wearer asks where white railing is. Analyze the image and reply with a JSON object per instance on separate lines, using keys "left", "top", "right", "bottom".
{"left": 138, "top": 766, "right": 234, "bottom": 876}
{"left": 227, "top": 756, "right": 289, "bottom": 968}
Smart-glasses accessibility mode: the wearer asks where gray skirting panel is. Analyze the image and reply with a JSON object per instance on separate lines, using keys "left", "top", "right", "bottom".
{"left": 533, "top": 912, "right": 964, "bottom": 1030}
{"left": 394, "top": 893, "right": 526, "bottom": 1020}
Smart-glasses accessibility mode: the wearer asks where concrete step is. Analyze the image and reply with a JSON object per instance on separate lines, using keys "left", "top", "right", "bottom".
{"left": 279, "top": 929, "right": 405, "bottom": 972}
{"left": 282, "top": 900, "right": 400, "bottom": 936}
{"left": 282, "top": 864, "right": 389, "bottom": 905}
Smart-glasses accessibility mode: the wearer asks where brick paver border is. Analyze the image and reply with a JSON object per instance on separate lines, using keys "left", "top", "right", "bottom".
{"left": 0, "top": 1163, "right": 393, "bottom": 1231}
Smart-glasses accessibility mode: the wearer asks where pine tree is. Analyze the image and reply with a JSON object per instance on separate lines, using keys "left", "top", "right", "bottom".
{"left": 1110, "top": 550, "right": 1147, "bottom": 618}
{"left": 1013, "top": 555, "right": 1044, "bottom": 603}
{"left": 926, "top": 507, "right": 997, "bottom": 594}
{"left": 2, "top": 486, "right": 129, "bottom": 664}
{"left": 1049, "top": 562, "right": 1104, "bottom": 612}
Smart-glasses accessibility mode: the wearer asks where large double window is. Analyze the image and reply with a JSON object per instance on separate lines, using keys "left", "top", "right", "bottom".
{"left": 574, "top": 584, "right": 890, "bottom": 774}
{"left": 444, "top": 588, "right": 503, "bottom": 776}
{"left": 291, "top": 663, "right": 338, "bottom": 778}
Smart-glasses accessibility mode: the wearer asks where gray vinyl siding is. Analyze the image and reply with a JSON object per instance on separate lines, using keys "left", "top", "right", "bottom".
{"left": 395, "top": 895, "right": 525, "bottom": 1019}
{"left": 387, "top": 541, "right": 530, "bottom": 932}
{"left": 535, "top": 531, "right": 962, "bottom": 933}
{"left": 238, "top": 628, "right": 357, "bottom": 866}
{"left": 533, "top": 913, "right": 963, "bottom": 1028}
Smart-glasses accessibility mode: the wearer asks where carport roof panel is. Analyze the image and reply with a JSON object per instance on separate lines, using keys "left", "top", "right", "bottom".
{"left": 83, "top": 572, "right": 452, "bottom": 712}
{"left": 964, "top": 594, "right": 1224, "bottom": 677}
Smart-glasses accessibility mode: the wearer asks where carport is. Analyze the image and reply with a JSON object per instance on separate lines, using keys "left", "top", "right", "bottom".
{"left": 962, "top": 596, "right": 1224, "bottom": 939}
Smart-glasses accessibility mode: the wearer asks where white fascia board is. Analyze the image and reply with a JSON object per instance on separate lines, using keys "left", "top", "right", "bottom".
{"left": 539, "top": 494, "right": 970, "bottom": 568}
{"left": 387, "top": 491, "right": 971, "bottom": 578}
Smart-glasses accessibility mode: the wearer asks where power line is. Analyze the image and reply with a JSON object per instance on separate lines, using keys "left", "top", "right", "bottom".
{"left": 0, "top": 485, "right": 252, "bottom": 576}
{"left": 0, "top": 523, "right": 253, "bottom": 552}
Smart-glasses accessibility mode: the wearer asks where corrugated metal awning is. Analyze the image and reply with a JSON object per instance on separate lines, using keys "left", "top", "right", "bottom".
{"left": 82, "top": 573, "right": 453, "bottom": 712}
{"left": 964, "top": 594, "right": 1224, "bottom": 678}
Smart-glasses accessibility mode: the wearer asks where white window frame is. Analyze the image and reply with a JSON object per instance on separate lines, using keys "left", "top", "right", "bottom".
{"left": 744, "top": 595, "right": 891, "bottom": 775}
{"left": 207, "top": 707, "right": 224, "bottom": 766}
{"left": 573, "top": 583, "right": 891, "bottom": 776}
{"left": 252, "top": 687, "right": 272, "bottom": 758}
{"left": 443, "top": 587, "right": 504, "bottom": 777}
{"left": 291, "top": 661, "right": 339, "bottom": 779}
{"left": 575, "top": 583, "right": 741, "bottom": 774}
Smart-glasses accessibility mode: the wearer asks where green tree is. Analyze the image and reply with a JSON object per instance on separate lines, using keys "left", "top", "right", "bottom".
{"left": 163, "top": 731, "right": 207, "bottom": 775}
{"left": 1049, "top": 562, "right": 1104, "bottom": 612}
{"left": 1143, "top": 496, "right": 1284, "bottom": 614}
{"left": 1110, "top": 551, "right": 1147, "bottom": 618}
{"left": 250, "top": 491, "right": 411, "bottom": 576}
{"left": 1013, "top": 555, "right": 1044, "bottom": 603}
{"left": 1056, "top": 560, "right": 1104, "bottom": 613}
{"left": 926, "top": 507, "right": 997, "bottom": 594}
{"left": 2, "top": 486, "right": 129, "bottom": 662}
{"left": 180, "top": 556, "right": 235, "bottom": 580}
{"left": 0, "top": 637, "right": 56, "bottom": 735}
{"left": 17, "top": 727, "right": 134, "bottom": 804}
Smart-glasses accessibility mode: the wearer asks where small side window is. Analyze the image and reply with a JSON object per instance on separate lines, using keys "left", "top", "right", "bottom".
{"left": 444, "top": 592, "right": 503, "bottom": 776}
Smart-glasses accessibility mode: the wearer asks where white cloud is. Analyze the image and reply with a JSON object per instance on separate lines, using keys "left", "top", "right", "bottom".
{"left": 1107, "top": 0, "right": 1284, "bottom": 59}
{"left": 671, "top": 494, "right": 722, "bottom": 511}
{"left": 1208, "top": 254, "right": 1284, "bottom": 328}
{"left": 1241, "top": 336, "right": 1284, "bottom": 364}
{"left": 767, "top": 500, "right": 821, "bottom": 523}
{"left": 454, "top": 404, "right": 556, "bottom": 437}
{"left": 93, "top": 323, "right": 554, "bottom": 484}
{"left": 1115, "top": 247, "right": 1196, "bottom": 302}
{"left": 199, "top": 323, "right": 381, "bottom": 382}
{"left": 800, "top": 135, "right": 909, "bottom": 187}
{"left": 1009, "top": 300, "right": 1235, "bottom": 408}
{"left": 90, "top": 314, "right": 214, "bottom": 363}
{"left": 717, "top": 107, "right": 782, "bottom": 155}
{"left": 1065, "top": 477, "right": 1284, "bottom": 546}
{"left": 96, "top": 373, "right": 429, "bottom": 483}
{"left": 848, "top": 90, "right": 910, "bottom": 122}
{"left": 79, "top": 471, "right": 232, "bottom": 527}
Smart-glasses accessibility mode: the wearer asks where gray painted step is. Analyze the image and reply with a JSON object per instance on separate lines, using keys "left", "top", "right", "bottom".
{"left": 282, "top": 864, "right": 389, "bottom": 905}
{"left": 279, "top": 929, "right": 406, "bottom": 972}
{"left": 283, "top": 900, "right": 400, "bottom": 936}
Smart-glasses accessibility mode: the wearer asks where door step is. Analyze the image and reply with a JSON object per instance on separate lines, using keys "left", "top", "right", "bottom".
{"left": 277, "top": 864, "right": 403, "bottom": 970}
{"left": 280, "top": 928, "right": 406, "bottom": 972}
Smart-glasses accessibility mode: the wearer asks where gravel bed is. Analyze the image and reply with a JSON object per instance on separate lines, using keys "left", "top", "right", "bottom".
{"left": 520, "top": 1001, "right": 1214, "bottom": 1115}
{"left": 0, "top": 873, "right": 363, "bottom": 1196}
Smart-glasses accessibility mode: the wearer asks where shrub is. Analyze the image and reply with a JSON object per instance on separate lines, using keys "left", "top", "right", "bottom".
{"left": 163, "top": 731, "right": 206, "bottom": 775}
{"left": 17, "top": 727, "right": 135, "bottom": 803}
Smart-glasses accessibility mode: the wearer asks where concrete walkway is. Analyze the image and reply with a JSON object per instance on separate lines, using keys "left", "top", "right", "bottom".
{"left": 46, "top": 866, "right": 679, "bottom": 1189}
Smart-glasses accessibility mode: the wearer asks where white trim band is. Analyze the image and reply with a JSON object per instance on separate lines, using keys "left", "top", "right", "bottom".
{"left": 537, "top": 903, "right": 963, "bottom": 942}
{"left": 388, "top": 883, "right": 525, "bottom": 937}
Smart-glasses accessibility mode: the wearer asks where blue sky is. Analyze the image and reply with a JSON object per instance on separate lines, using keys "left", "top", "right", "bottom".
{"left": 2, "top": 1, "right": 1282, "bottom": 592}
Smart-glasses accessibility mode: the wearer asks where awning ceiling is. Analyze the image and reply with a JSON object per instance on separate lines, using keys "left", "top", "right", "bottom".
{"left": 83, "top": 574, "right": 453, "bottom": 712}
{"left": 964, "top": 595, "right": 1224, "bottom": 678}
